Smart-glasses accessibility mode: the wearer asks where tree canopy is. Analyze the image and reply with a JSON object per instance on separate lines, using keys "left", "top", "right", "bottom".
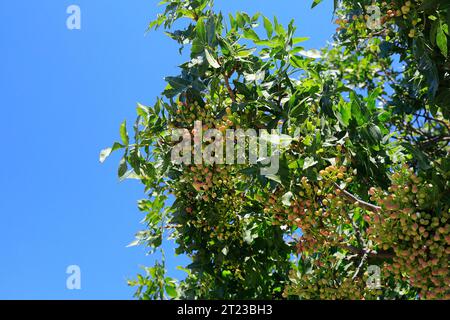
{"left": 101, "top": 0, "right": 450, "bottom": 300}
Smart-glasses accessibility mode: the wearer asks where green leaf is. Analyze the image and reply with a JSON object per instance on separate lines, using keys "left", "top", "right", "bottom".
{"left": 243, "top": 28, "right": 260, "bottom": 41}
{"left": 179, "top": 9, "right": 197, "bottom": 20}
{"left": 350, "top": 93, "right": 365, "bottom": 126}
{"left": 339, "top": 102, "right": 352, "bottom": 127}
{"left": 436, "top": 22, "right": 448, "bottom": 57}
{"left": 443, "top": 23, "right": 448, "bottom": 36}
{"left": 290, "top": 55, "right": 307, "bottom": 68}
{"left": 165, "top": 284, "right": 177, "bottom": 299}
{"left": 254, "top": 39, "right": 276, "bottom": 47}
{"left": 196, "top": 17, "right": 207, "bottom": 42}
{"left": 222, "top": 270, "right": 232, "bottom": 278}
{"left": 333, "top": 0, "right": 338, "bottom": 13}
{"left": 229, "top": 14, "right": 237, "bottom": 30}
{"left": 236, "top": 48, "right": 256, "bottom": 57}
{"left": 120, "top": 121, "right": 129, "bottom": 145}
{"left": 99, "top": 142, "right": 125, "bottom": 163}
{"left": 274, "top": 17, "right": 286, "bottom": 36}
{"left": 118, "top": 157, "right": 128, "bottom": 178}
{"left": 311, "top": 0, "right": 323, "bottom": 8}
{"left": 165, "top": 76, "right": 192, "bottom": 89}
{"left": 447, "top": 10, "right": 450, "bottom": 32}
{"left": 205, "top": 49, "right": 220, "bottom": 68}
{"left": 99, "top": 148, "right": 112, "bottom": 163}
{"left": 430, "top": 21, "right": 438, "bottom": 46}
{"left": 236, "top": 12, "right": 245, "bottom": 28}
{"left": 368, "top": 124, "right": 382, "bottom": 142}
{"left": 298, "top": 49, "right": 322, "bottom": 59}
{"left": 292, "top": 37, "right": 309, "bottom": 44}
{"left": 401, "top": 143, "right": 431, "bottom": 170}
{"left": 205, "top": 17, "right": 216, "bottom": 46}
{"left": 377, "top": 110, "right": 391, "bottom": 123}
{"left": 126, "top": 239, "right": 140, "bottom": 248}
{"left": 263, "top": 17, "right": 273, "bottom": 38}
{"left": 191, "top": 38, "right": 205, "bottom": 56}
{"left": 136, "top": 103, "right": 150, "bottom": 117}
{"left": 148, "top": 14, "right": 166, "bottom": 31}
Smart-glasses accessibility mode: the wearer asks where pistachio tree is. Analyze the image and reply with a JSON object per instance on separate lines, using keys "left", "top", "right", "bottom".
{"left": 101, "top": 0, "right": 449, "bottom": 300}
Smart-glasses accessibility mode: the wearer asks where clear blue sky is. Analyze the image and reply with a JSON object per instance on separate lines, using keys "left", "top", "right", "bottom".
{"left": 0, "top": 0, "right": 335, "bottom": 299}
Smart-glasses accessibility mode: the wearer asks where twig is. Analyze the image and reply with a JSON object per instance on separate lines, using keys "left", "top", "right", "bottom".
{"left": 352, "top": 252, "right": 368, "bottom": 280}
{"left": 414, "top": 113, "right": 450, "bottom": 131}
{"left": 421, "top": 135, "right": 450, "bottom": 145}
{"left": 223, "top": 70, "right": 236, "bottom": 102}
{"left": 333, "top": 183, "right": 381, "bottom": 212}
{"left": 343, "top": 245, "right": 394, "bottom": 259}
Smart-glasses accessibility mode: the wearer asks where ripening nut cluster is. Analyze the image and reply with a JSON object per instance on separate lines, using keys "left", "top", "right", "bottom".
{"left": 169, "top": 100, "right": 235, "bottom": 132}
{"left": 185, "top": 164, "right": 235, "bottom": 197}
{"left": 284, "top": 258, "right": 378, "bottom": 300}
{"left": 333, "top": 1, "right": 420, "bottom": 39}
{"left": 334, "top": 15, "right": 369, "bottom": 33}
{"left": 379, "top": 1, "right": 419, "bottom": 38}
{"left": 266, "top": 165, "right": 356, "bottom": 253}
{"left": 384, "top": 1, "right": 413, "bottom": 17}
{"left": 364, "top": 167, "right": 450, "bottom": 299}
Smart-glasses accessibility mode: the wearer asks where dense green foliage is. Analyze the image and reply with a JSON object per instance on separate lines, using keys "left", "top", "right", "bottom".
{"left": 102, "top": 0, "right": 449, "bottom": 300}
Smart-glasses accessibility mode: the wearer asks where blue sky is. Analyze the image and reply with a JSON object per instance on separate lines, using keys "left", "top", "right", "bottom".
{"left": 0, "top": 0, "right": 335, "bottom": 299}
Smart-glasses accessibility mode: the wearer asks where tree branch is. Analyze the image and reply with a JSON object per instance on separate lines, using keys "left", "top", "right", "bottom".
{"left": 343, "top": 245, "right": 395, "bottom": 259}
{"left": 333, "top": 183, "right": 382, "bottom": 212}
{"left": 413, "top": 113, "right": 450, "bottom": 132}
{"left": 223, "top": 70, "right": 236, "bottom": 103}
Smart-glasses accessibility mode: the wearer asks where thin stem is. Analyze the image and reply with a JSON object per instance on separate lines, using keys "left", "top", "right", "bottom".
{"left": 223, "top": 70, "right": 236, "bottom": 102}
{"left": 334, "top": 183, "right": 382, "bottom": 212}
